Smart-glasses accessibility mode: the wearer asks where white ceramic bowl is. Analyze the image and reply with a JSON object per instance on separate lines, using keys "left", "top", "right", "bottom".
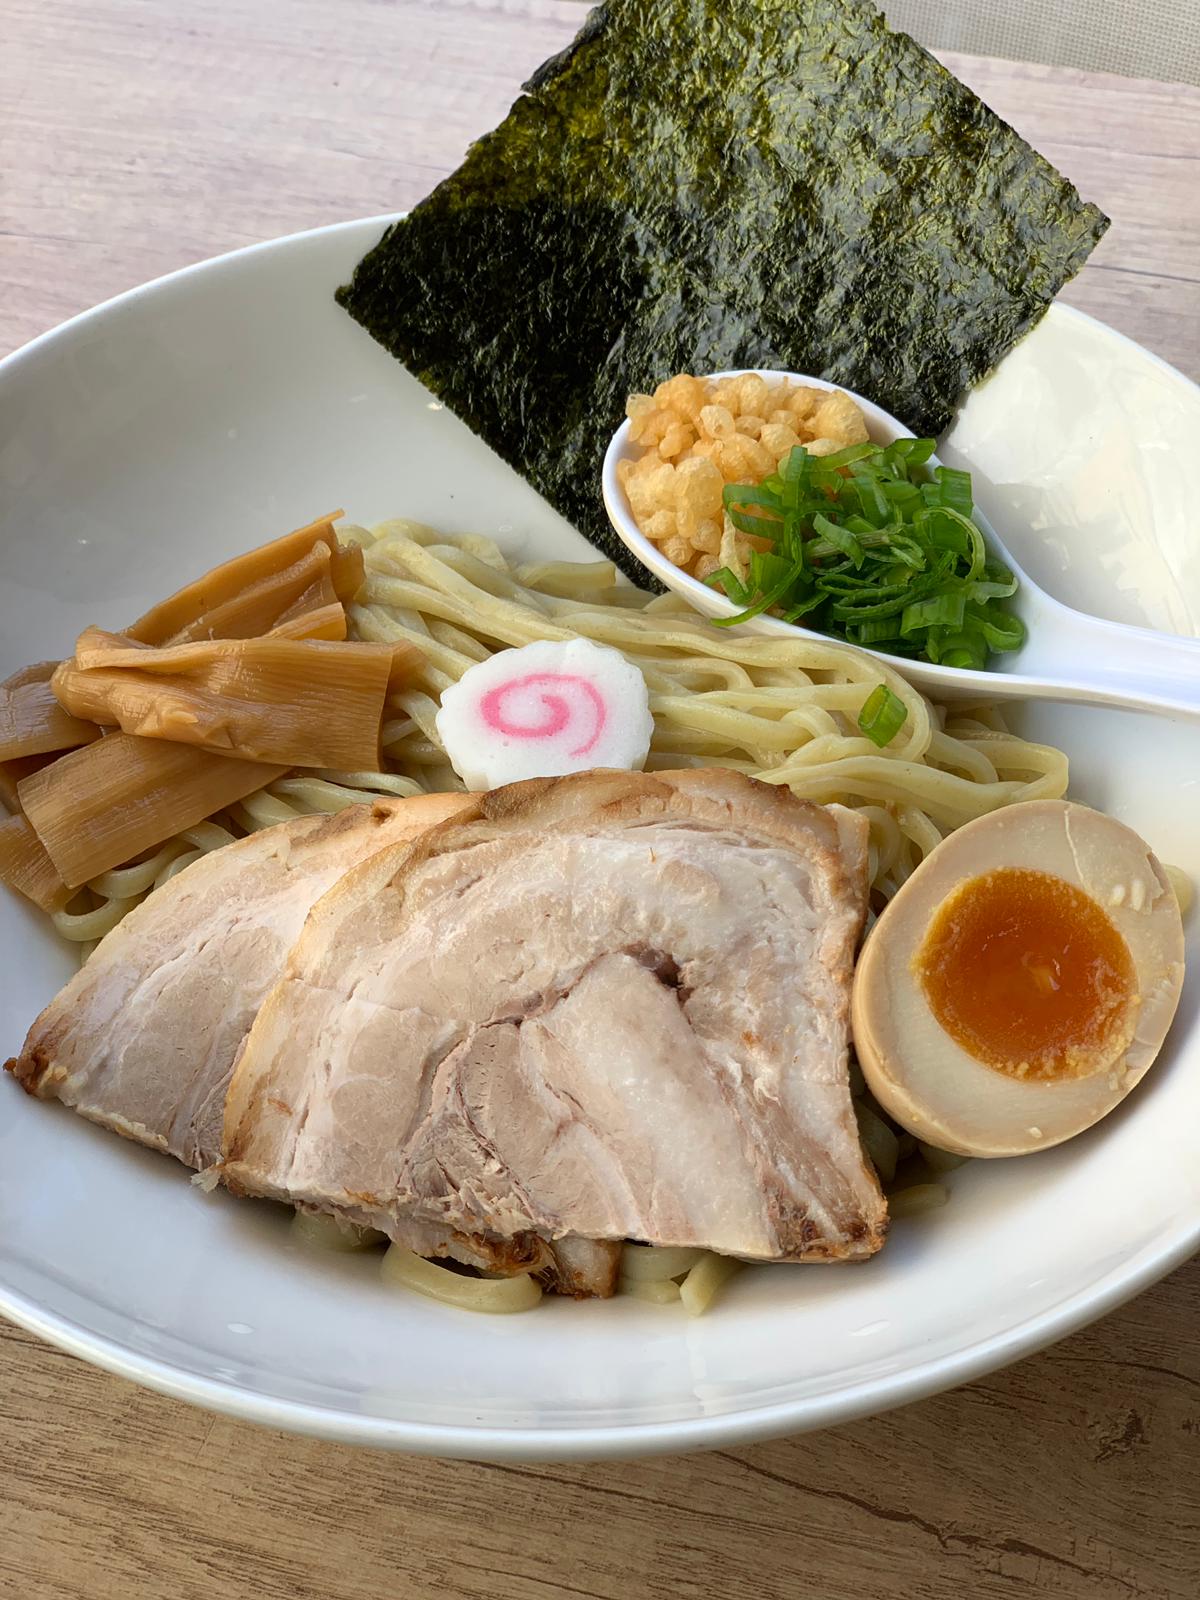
{"left": 1, "top": 217, "right": 1198, "bottom": 1460}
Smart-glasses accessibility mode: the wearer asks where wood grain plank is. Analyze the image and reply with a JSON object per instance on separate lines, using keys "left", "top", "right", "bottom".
{"left": 942, "top": 54, "right": 1200, "bottom": 374}
{"left": 1, "top": 6, "right": 1199, "bottom": 1600}
{"left": 0, "top": 0, "right": 583, "bottom": 356}
{"left": 2, "top": 4, "right": 1198, "bottom": 373}
{"left": 1, "top": 1259, "right": 1197, "bottom": 1600}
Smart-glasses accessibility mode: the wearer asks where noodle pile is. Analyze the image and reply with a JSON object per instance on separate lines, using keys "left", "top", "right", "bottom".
{"left": 44, "top": 517, "right": 1077, "bottom": 1313}
{"left": 55, "top": 516, "right": 1070, "bottom": 951}
{"left": 343, "top": 518, "right": 1069, "bottom": 902}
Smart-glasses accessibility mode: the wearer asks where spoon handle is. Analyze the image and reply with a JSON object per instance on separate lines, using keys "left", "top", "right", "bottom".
{"left": 1025, "top": 604, "right": 1200, "bottom": 723}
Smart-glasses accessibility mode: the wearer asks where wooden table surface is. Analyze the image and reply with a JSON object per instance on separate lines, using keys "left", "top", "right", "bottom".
{"left": 2, "top": 5, "right": 1198, "bottom": 1598}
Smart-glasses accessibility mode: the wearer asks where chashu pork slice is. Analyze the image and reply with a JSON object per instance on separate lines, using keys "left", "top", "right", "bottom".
{"left": 220, "top": 768, "right": 887, "bottom": 1286}
{"left": 6, "top": 792, "right": 472, "bottom": 1169}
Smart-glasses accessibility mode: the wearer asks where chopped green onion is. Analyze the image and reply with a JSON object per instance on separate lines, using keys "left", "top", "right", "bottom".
{"left": 704, "top": 566, "right": 748, "bottom": 604}
{"left": 852, "top": 617, "right": 907, "bottom": 644}
{"left": 712, "top": 439, "right": 1024, "bottom": 670}
{"left": 781, "top": 447, "right": 811, "bottom": 483}
{"left": 789, "top": 441, "right": 876, "bottom": 471}
{"left": 900, "top": 589, "right": 966, "bottom": 635}
{"left": 721, "top": 483, "right": 784, "bottom": 513}
{"left": 857, "top": 684, "right": 909, "bottom": 747}
{"left": 782, "top": 591, "right": 827, "bottom": 621}
{"left": 884, "top": 437, "right": 936, "bottom": 467}
{"left": 812, "top": 513, "right": 865, "bottom": 568}
{"left": 710, "top": 565, "right": 799, "bottom": 627}
{"left": 726, "top": 506, "right": 781, "bottom": 538}
{"left": 971, "top": 607, "right": 1026, "bottom": 652}
{"left": 934, "top": 466, "right": 974, "bottom": 517}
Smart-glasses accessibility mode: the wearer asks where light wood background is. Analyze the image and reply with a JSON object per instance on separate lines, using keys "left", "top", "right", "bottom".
{"left": 2, "top": 5, "right": 1198, "bottom": 1599}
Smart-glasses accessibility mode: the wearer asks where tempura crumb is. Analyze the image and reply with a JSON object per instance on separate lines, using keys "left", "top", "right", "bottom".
{"left": 622, "top": 374, "right": 869, "bottom": 580}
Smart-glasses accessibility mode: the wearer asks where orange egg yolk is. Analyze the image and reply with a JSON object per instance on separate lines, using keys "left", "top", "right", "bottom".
{"left": 914, "top": 867, "right": 1136, "bottom": 1081}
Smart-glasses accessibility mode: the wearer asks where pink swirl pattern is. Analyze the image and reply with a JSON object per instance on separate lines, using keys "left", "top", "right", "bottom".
{"left": 479, "top": 672, "right": 607, "bottom": 758}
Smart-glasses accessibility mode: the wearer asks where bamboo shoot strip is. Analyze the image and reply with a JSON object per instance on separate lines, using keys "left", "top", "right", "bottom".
{"left": 53, "top": 631, "right": 420, "bottom": 770}
{"left": 127, "top": 512, "right": 343, "bottom": 644}
{"left": 18, "top": 736, "right": 287, "bottom": 887}
{"left": 0, "top": 660, "right": 99, "bottom": 762}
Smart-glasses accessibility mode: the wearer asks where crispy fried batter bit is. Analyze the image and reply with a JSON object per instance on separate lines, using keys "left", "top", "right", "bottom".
{"left": 618, "top": 373, "right": 869, "bottom": 579}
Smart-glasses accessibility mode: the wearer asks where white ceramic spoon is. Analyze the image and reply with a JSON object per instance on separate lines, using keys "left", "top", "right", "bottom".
{"left": 602, "top": 369, "right": 1200, "bottom": 719}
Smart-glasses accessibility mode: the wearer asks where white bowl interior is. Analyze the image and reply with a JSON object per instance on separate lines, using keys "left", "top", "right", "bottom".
{"left": 1, "top": 220, "right": 1198, "bottom": 1458}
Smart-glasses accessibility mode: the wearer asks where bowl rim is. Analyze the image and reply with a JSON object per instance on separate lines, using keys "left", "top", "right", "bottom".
{"left": 4, "top": 1215, "right": 1195, "bottom": 1459}
{"left": 1, "top": 215, "right": 1198, "bottom": 1460}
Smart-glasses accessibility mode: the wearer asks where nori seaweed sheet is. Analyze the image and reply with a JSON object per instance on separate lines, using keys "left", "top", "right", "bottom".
{"left": 337, "top": 0, "right": 1108, "bottom": 578}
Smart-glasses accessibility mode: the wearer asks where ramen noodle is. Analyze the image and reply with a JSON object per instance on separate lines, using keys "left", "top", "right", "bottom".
{"left": 42, "top": 518, "right": 1082, "bottom": 1313}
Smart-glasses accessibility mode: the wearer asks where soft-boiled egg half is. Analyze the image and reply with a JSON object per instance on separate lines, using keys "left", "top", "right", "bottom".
{"left": 852, "top": 800, "right": 1185, "bottom": 1158}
